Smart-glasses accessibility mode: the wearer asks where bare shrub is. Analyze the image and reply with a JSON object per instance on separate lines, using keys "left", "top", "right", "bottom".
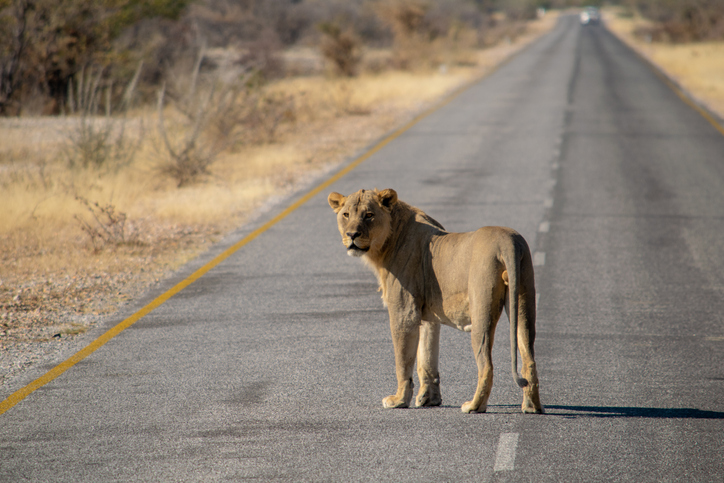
{"left": 62, "top": 65, "right": 143, "bottom": 173}
{"left": 255, "top": 0, "right": 315, "bottom": 46}
{"left": 243, "top": 29, "right": 285, "bottom": 80}
{"left": 227, "top": 88, "right": 296, "bottom": 144}
{"left": 327, "top": 81, "right": 371, "bottom": 116}
{"left": 155, "top": 46, "right": 296, "bottom": 187}
{"left": 0, "top": 0, "right": 190, "bottom": 116}
{"left": 0, "top": 148, "right": 54, "bottom": 195}
{"left": 156, "top": 83, "right": 220, "bottom": 188}
{"left": 374, "top": 0, "right": 494, "bottom": 70}
{"left": 74, "top": 196, "right": 137, "bottom": 253}
{"left": 634, "top": 0, "right": 724, "bottom": 42}
{"left": 378, "top": 1, "right": 429, "bottom": 39}
{"left": 496, "top": 0, "right": 539, "bottom": 22}
{"left": 318, "top": 21, "right": 363, "bottom": 77}
{"left": 476, "top": 14, "right": 528, "bottom": 47}
{"left": 375, "top": 0, "right": 437, "bottom": 70}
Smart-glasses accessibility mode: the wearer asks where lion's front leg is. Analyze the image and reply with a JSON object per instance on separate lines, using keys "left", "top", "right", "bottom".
{"left": 415, "top": 321, "right": 442, "bottom": 407}
{"left": 382, "top": 311, "right": 420, "bottom": 409}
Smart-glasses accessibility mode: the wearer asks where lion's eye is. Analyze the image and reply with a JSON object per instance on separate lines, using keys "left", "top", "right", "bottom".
{"left": 365, "top": 213, "right": 374, "bottom": 219}
{"left": 342, "top": 212, "right": 349, "bottom": 219}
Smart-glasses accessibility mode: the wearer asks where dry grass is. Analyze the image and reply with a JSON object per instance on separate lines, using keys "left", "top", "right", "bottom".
{"left": 0, "top": 12, "right": 558, "bottom": 351}
{"left": 604, "top": 7, "right": 724, "bottom": 120}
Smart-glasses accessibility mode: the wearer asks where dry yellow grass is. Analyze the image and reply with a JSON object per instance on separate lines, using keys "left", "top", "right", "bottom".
{"left": 0, "top": 12, "right": 558, "bottom": 350}
{"left": 604, "top": 7, "right": 724, "bottom": 120}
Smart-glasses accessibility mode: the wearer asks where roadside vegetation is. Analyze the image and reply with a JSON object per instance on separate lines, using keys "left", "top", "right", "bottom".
{"left": 604, "top": 1, "right": 724, "bottom": 119}
{"left": 0, "top": 0, "right": 557, "bottom": 351}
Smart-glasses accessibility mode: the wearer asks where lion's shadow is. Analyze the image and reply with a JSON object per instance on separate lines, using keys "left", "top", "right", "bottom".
{"left": 413, "top": 404, "right": 724, "bottom": 419}
{"left": 527, "top": 405, "right": 724, "bottom": 419}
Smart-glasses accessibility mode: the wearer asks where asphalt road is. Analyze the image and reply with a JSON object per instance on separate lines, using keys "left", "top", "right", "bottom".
{"left": 2, "top": 15, "right": 723, "bottom": 482}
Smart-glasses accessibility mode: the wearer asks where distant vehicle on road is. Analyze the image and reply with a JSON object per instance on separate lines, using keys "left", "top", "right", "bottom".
{"left": 580, "top": 7, "right": 600, "bottom": 25}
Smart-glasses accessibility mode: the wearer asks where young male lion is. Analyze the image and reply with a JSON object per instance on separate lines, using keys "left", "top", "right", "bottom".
{"left": 328, "top": 188, "right": 543, "bottom": 414}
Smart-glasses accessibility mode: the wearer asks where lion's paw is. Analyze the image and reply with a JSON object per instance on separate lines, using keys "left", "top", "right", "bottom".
{"left": 522, "top": 386, "right": 544, "bottom": 414}
{"left": 382, "top": 395, "right": 409, "bottom": 409}
{"left": 415, "top": 393, "right": 442, "bottom": 407}
{"left": 415, "top": 384, "right": 442, "bottom": 407}
{"left": 461, "top": 401, "right": 486, "bottom": 414}
{"left": 522, "top": 398, "right": 544, "bottom": 414}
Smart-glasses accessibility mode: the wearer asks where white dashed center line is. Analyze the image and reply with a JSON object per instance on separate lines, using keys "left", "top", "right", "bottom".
{"left": 494, "top": 432, "right": 519, "bottom": 472}
{"left": 533, "top": 251, "right": 546, "bottom": 267}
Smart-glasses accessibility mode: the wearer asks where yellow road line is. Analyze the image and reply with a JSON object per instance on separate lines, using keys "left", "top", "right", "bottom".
{"left": 662, "top": 74, "right": 724, "bottom": 137}
{"left": 0, "top": 75, "right": 476, "bottom": 416}
{"left": 620, "top": 33, "right": 724, "bottom": 137}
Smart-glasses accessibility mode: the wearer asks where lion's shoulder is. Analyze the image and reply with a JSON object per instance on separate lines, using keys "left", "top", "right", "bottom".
{"left": 381, "top": 201, "right": 446, "bottom": 270}
{"left": 393, "top": 201, "right": 445, "bottom": 232}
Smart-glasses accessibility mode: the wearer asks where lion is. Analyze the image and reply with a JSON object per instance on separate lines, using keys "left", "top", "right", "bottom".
{"left": 328, "top": 188, "right": 543, "bottom": 414}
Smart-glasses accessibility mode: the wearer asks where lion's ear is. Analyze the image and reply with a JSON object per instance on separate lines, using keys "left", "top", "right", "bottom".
{"left": 377, "top": 189, "right": 398, "bottom": 210}
{"left": 328, "top": 192, "right": 346, "bottom": 213}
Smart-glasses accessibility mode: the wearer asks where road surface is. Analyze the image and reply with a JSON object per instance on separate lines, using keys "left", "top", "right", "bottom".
{"left": 2, "top": 14, "right": 723, "bottom": 482}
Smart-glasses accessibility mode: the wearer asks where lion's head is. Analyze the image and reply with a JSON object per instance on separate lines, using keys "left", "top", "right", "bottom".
{"left": 328, "top": 188, "right": 398, "bottom": 258}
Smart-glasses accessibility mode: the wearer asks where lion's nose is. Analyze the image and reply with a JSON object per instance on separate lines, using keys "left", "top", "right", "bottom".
{"left": 347, "top": 231, "right": 361, "bottom": 240}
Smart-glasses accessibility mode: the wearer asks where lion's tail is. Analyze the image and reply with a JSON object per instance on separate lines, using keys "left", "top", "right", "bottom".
{"left": 504, "top": 239, "right": 528, "bottom": 389}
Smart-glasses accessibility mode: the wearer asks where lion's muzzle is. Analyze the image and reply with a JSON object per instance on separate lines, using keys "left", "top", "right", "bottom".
{"left": 345, "top": 232, "right": 369, "bottom": 256}
{"left": 346, "top": 240, "right": 369, "bottom": 256}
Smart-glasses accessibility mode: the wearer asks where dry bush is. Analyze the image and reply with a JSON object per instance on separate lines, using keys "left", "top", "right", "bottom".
{"left": 64, "top": 116, "right": 139, "bottom": 172}
{"left": 327, "top": 80, "right": 372, "bottom": 116}
{"left": 191, "top": 0, "right": 313, "bottom": 47}
{"left": 154, "top": 46, "right": 234, "bottom": 187}
{"left": 0, "top": 0, "right": 190, "bottom": 116}
{"left": 74, "top": 197, "right": 138, "bottom": 253}
{"left": 633, "top": 0, "right": 724, "bottom": 42}
{"left": 496, "top": 0, "right": 539, "bottom": 22}
{"left": 0, "top": 147, "right": 53, "bottom": 195}
{"left": 254, "top": 0, "right": 314, "bottom": 46}
{"left": 318, "top": 21, "right": 363, "bottom": 77}
{"left": 233, "top": 89, "right": 296, "bottom": 143}
{"left": 375, "top": 0, "right": 432, "bottom": 70}
{"left": 373, "top": 0, "right": 491, "bottom": 71}
{"left": 62, "top": 65, "right": 143, "bottom": 173}
{"left": 241, "top": 29, "right": 285, "bottom": 80}
{"left": 156, "top": 86, "right": 220, "bottom": 188}
{"left": 477, "top": 14, "right": 528, "bottom": 47}
{"left": 155, "top": 47, "right": 296, "bottom": 187}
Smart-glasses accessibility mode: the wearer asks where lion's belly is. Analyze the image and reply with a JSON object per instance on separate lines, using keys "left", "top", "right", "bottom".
{"left": 423, "top": 293, "right": 471, "bottom": 331}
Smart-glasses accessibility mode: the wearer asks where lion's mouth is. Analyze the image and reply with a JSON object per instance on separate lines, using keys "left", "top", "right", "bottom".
{"left": 346, "top": 242, "right": 369, "bottom": 256}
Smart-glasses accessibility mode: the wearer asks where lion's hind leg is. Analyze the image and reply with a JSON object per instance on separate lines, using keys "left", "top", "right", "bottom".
{"left": 515, "top": 267, "right": 543, "bottom": 414}
{"left": 518, "top": 332, "right": 543, "bottom": 414}
{"left": 461, "top": 320, "right": 496, "bottom": 414}
{"left": 521, "top": 362, "right": 543, "bottom": 414}
{"left": 462, "top": 280, "right": 504, "bottom": 414}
